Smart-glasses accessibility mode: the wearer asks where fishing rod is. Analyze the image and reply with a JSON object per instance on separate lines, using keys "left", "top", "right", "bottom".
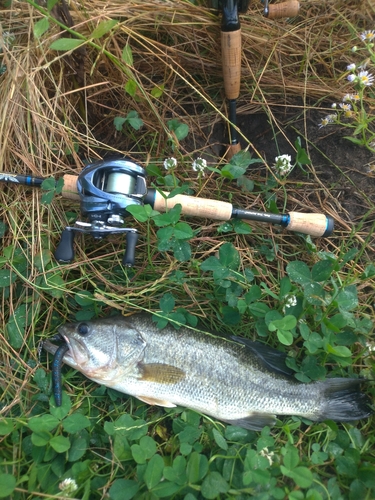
{"left": 0, "top": 159, "right": 334, "bottom": 266}
{"left": 216, "top": 0, "right": 300, "bottom": 158}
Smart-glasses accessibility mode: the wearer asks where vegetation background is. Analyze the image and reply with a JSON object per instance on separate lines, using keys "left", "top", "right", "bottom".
{"left": 0, "top": 0, "right": 374, "bottom": 498}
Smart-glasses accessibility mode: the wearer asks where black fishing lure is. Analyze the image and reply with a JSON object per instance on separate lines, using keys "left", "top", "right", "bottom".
{"left": 52, "top": 343, "right": 69, "bottom": 406}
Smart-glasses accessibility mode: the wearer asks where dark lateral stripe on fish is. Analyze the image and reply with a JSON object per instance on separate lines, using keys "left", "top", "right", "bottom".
{"left": 52, "top": 343, "right": 69, "bottom": 407}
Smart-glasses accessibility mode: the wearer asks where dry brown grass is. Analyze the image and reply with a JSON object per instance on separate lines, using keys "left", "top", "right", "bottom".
{"left": 1, "top": 0, "right": 374, "bottom": 172}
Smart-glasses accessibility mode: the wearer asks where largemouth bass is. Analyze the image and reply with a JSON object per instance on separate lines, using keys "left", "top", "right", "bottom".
{"left": 43, "top": 314, "right": 372, "bottom": 430}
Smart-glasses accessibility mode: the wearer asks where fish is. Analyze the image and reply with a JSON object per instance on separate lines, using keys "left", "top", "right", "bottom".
{"left": 43, "top": 313, "right": 373, "bottom": 430}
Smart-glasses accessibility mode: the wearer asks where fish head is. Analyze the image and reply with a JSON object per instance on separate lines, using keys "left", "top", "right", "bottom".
{"left": 57, "top": 316, "right": 146, "bottom": 381}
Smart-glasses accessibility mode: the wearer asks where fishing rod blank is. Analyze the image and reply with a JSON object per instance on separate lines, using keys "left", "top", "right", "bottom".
{"left": 0, "top": 172, "right": 45, "bottom": 187}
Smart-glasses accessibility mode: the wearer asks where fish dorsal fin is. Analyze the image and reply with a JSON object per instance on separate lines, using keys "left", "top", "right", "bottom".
{"left": 139, "top": 363, "right": 186, "bottom": 384}
{"left": 137, "top": 395, "right": 177, "bottom": 408}
{"left": 231, "top": 336, "right": 294, "bottom": 378}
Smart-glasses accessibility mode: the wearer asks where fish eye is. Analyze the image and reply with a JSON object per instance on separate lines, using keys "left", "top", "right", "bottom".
{"left": 77, "top": 323, "right": 89, "bottom": 336}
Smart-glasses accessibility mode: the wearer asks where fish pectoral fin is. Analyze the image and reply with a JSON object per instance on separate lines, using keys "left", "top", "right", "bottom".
{"left": 224, "top": 412, "right": 276, "bottom": 431}
{"left": 137, "top": 395, "right": 177, "bottom": 408}
{"left": 139, "top": 363, "right": 185, "bottom": 384}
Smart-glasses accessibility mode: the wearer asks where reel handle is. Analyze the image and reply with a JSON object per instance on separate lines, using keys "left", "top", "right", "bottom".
{"left": 265, "top": 1, "right": 300, "bottom": 19}
{"left": 123, "top": 231, "right": 139, "bottom": 267}
{"left": 54, "top": 228, "right": 75, "bottom": 262}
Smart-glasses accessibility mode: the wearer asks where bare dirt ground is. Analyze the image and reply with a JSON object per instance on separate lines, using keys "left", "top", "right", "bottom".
{"left": 210, "top": 105, "right": 375, "bottom": 242}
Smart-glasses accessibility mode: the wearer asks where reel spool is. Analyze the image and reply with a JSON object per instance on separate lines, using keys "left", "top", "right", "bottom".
{"left": 55, "top": 159, "right": 147, "bottom": 266}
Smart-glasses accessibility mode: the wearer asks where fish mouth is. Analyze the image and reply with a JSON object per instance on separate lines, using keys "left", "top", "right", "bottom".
{"left": 61, "top": 335, "right": 73, "bottom": 359}
{"left": 59, "top": 333, "right": 90, "bottom": 367}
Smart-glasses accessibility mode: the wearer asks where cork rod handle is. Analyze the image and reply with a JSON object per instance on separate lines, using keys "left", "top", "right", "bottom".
{"left": 61, "top": 174, "right": 80, "bottom": 201}
{"left": 152, "top": 190, "right": 234, "bottom": 221}
{"left": 267, "top": 1, "right": 300, "bottom": 20}
{"left": 287, "top": 212, "right": 333, "bottom": 237}
{"left": 221, "top": 30, "right": 242, "bottom": 100}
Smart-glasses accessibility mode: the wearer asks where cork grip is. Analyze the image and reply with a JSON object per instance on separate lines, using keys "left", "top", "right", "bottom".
{"left": 267, "top": 1, "right": 300, "bottom": 19}
{"left": 287, "top": 212, "right": 330, "bottom": 237}
{"left": 61, "top": 174, "right": 80, "bottom": 201}
{"left": 227, "top": 142, "right": 241, "bottom": 160}
{"left": 221, "top": 30, "right": 242, "bottom": 100}
{"left": 153, "top": 190, "right": 233, "bottom": 221}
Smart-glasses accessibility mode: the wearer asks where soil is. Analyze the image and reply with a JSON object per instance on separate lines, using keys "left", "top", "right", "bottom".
{"left": 210, "top": 105, "right": 375, "bottom": 237}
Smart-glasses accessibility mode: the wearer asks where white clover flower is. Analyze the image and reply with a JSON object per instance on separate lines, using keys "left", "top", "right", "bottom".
{"left": 347, "top": 63, "right": 356, "bottom": 71}
{"left": 347, "top": 74, "right": 357, "bottom": 82}
{"left": 285, "top": 295, "right": 297, "bottom": 308}
{"left": 163, "top": 157, "right": 177, "bottom": 170}
{"left": 192, "top": 157, "right": 207, "bottom": 173}
{"left": 260, "top": 447, "right": 275, "bottom": 466}
{"left": 59, "top": 478, "right": 78, "bottom": 496}
{"left": 360, "top": 30, "right": 375, "bottom": 42}
{"left": 273, "top": 154, "right": 293, "bottom": 176}
{"left": 357, "top": 70, "right": 374, "bottom": 86}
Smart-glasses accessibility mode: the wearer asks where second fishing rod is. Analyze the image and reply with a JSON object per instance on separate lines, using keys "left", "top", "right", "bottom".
{"left": 217, "top": 0, "right": 300, "bottom": 158}
{"left": 0, "top": 159, "right": 333, "bottom": 266}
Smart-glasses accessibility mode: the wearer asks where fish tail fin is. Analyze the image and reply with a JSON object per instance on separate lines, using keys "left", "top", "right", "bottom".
{"left": 319, "top": 378, "right": 373, "bottom": 422}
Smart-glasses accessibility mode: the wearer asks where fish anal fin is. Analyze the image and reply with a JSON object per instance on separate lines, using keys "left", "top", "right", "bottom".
{"left": 223, "top": 412, "right": 276, "bottom": 431}
{"left": 139, "top": 362, "right": 185, "bottom": 384}
{"left": 231, "top": 336, "right": 294, "bottom": 378}
{"left": 137, "top": 395, "right": 177, "bottom": 408}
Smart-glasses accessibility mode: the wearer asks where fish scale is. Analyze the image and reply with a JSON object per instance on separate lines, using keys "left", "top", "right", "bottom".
{"left": 43, "top": 313, "right": 373, "bottom": 430}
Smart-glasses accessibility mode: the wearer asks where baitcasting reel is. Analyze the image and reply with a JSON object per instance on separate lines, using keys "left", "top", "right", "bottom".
{"left": 54, "top": 159, "right": 147, "bottom": 266}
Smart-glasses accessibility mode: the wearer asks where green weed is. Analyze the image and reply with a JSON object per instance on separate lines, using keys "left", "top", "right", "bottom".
{"left": 318, "top": 29, "right": 375, "bottom": 152}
